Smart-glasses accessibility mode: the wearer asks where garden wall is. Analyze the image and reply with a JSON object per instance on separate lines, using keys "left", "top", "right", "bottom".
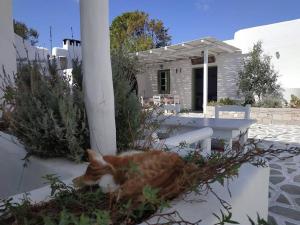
{"left": 207, "top": 106, "right": 300, "bottom": 125}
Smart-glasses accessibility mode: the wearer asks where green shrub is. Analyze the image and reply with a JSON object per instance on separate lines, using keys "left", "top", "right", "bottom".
{"left": 219, "top": 98, "right": 240, "bottom": 106}
{"left": 290, "top": 94, "right": 300, "bottom": 108}
{"left": 1, "top": 59, "right": 89, "bottom": 161}
{"left": 111, "top": 51, "right": 141, "bottom": 151}
{"left": 208, "top": 98, "right": 240, "bottom": 106}
{"left": 0, "top": 52, "right": 141, "bottom": 160}
{"left": 254, "top": 96, "right": 283, "bottom": 108}
{"left": 237, "top": 41, "right": 281, "bottom": 105}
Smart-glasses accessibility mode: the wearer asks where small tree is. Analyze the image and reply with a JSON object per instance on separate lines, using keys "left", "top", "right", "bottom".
{"left": 238, "top": 42, "right": 281, "bottom": 104}
{"left": 13, "top": 20, "right": 39, "bottom": 45}
{"left": 110, "top": 11, "right": 171, "bottom": 52}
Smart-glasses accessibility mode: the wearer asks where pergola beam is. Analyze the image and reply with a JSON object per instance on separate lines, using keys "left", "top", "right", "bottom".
{"left": 203, "top": 48, "right": 208, "bottom": 115}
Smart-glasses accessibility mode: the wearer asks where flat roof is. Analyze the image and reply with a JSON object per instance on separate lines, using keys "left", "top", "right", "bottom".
{"left": 136, "top": 37, "right": 240, "bottom": 64}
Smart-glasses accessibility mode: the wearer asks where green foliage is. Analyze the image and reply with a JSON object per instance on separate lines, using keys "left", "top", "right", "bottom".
{"left": 238, "top": 41, "right": 281, "bottom": 105}
{"left": 208, "top": 98, "right": 241, "bottom": 106}
{"left": 219, "top": 98, "right": 240, "bottom": 106}
{"left": 14, "top": 20, "right": 39, "bottom": 45}
{"left": 1, "top": 51, "right": 142, "bottom": 159}
{"left": 110, "top": 11, "right": 171, "bottom": 52}
{"left": 290, "top": 94, "right": 300, "bottom": 108}
{"left": 111, "top": 51, "right": 142, "bottom": 151}
{"left": 253, "top": 95, "right": 283, "bottom": 108}
{"left": 213, "top": 210, "right": 239, "bottom": 224}
{"left": 248, "top": 214, "right": 270, "bottom": 225}
{"left": 0, "top": 175, "right": 163, "bottom": 225}
{"left": 1, "top": 59, "right": 89, "bottom": 161}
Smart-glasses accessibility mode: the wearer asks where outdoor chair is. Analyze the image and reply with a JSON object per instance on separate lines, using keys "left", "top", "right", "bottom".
{"left": 163, "top": 95, "right": 181, "bottom": 114}
{"left": 153, "top": 95, "right": 161, "bottom": 105}
{"left": 173, "top": 95, "right": 180, "bottom": 105}
{"left": 140, "top": 96, "right": 144, "bottom": 107}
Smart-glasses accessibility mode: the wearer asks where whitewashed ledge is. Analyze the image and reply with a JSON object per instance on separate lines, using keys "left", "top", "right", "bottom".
{"left": 140, "top": 164, "right": 270, "bottom": 225}
{"left": 0, "top": 132, "right": 86, "bottom": 199}
{"left": 1, "top": 131, "right": 270, "bottom": 225}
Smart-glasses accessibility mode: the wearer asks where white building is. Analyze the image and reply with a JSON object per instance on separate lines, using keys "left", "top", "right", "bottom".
{"left": 14, "top": 34, "right": 50, "bottom": 64}
{"left": 52, "top": 38, "right": 82, "bottom": 70}
{"left": 136, "top": 18, "right": 300, "bottom": 111}
{"left": 225, "top": 19, "right": 300, "bottom": 100}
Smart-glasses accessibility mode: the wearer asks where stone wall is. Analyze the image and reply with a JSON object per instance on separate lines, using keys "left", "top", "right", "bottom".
{"left": 206, "top": 106, "right": 300, "bottom": 125}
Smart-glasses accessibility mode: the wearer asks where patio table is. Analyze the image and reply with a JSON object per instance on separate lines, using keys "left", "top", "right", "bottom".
{"left": 161, "top": 116, "right": 256, "bottom": 149}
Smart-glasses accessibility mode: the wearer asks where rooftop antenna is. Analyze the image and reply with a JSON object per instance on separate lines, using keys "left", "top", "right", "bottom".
{"left": 71, "top": 26, "right": 74, "bottom": 39}
{"left": 49, "top": 26, "right": 53, "bottom": 56}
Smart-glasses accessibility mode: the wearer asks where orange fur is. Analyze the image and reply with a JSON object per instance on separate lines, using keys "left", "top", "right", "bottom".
{"left": 73, "top": 149, "right": 197, "bottom": 201}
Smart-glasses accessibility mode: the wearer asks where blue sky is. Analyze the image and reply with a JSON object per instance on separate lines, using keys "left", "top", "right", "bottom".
{"left": 13, "top": 0, "right": 300, "bottom": 49}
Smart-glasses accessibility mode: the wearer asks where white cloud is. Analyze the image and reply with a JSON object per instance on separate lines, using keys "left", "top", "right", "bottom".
{"left": 195, "top": 0, "right": 213, "bottom": 12}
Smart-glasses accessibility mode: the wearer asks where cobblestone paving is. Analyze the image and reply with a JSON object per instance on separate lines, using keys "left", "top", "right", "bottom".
{"left": 249, "top": 124, "right": 300, "bottom": 225}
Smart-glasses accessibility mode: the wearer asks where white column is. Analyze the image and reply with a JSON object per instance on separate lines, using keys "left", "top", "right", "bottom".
{"left": 0, "top": 0, "right": 16, "bottom": 98}
{"left": 203, "top": 48, "right": 208, "bottom": 116}
{"left": 80, "top": 0, "right": 117, "bottom": 155}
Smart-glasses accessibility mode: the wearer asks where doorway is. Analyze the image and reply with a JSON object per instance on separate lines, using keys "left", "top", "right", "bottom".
{"left": 193, "top": 67, "right": 218, "bottom": 111}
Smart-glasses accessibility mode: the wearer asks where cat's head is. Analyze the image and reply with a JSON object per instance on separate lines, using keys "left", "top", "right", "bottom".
{"left": 72, "top": 149, "right": 119, "bottom": 192}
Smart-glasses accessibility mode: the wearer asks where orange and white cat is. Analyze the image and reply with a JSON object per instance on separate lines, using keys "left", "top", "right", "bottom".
{"left": 73, "top": 149, "right": 197, "bottom": 201}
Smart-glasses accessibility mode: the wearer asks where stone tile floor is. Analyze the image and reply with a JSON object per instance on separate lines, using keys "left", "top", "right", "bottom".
{"left": 249, "top": 124, "right": 300, "bottom": 225}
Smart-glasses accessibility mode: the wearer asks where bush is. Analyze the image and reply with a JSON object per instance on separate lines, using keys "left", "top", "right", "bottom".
{"left": 111, "top": 51, "right": 141, "bottom": 151}
{"left": 0, "top": 59, "right": 90, "bottom": 161}
{"left": 290, "top": 94, "right": 300, "bottom": 108}
{"left": 208, "top": 98, "right": 240, "bottom": 106}
{"left": 253, "top": 96, "right": 283, "bottom": 108}
{"left": 0, "top": 52, "right": 141, "bottom": 160}
{"left": 237, "top": 41, "right": 281, "bottom": 105}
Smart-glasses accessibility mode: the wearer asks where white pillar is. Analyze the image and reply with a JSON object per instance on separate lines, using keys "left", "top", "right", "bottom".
{"left": 203, "top": 48, "right": 208, "bottom": 116}
{"left": 80, "top": 0, "right": 117, "bottom": 155}
{"left": 0, "top": 0, "right": 16, "bottom": 98}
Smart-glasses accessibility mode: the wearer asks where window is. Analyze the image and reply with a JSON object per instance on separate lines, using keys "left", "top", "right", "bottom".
{"left": 158, "top": 70, "right": 170, "bottom": 94}
{"left": 59, "top": 56, "right": 68, "bottom": 70}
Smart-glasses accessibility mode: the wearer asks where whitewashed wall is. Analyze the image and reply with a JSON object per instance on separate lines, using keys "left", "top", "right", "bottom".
{"left": 0, "top": 0, "right": 16, "bottom": 77}
{"left": 15, "top": 34, "right": 50, "bottom": 63}
{"left": 52, "top": 40, "right": 82, "bottom": 69}
{"left": 225, "top": 19, "right": 300, "bottom": 101}
{"left": 137, "top": 52, "right": 243, "bottom": 109}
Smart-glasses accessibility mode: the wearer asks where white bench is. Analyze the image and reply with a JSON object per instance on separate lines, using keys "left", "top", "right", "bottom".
{"left": 215, "top": 105, "right": 251, "bottom": 147}
{"left": 215, "top": 104, "right": 251, "bottom": 119}
{"left": 163, "top": 127, "right": 213, "bottom": 155}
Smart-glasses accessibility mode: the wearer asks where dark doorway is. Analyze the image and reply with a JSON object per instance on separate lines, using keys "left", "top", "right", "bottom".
{"left": 193, "top": 67, "right": 218, "bottom": 111}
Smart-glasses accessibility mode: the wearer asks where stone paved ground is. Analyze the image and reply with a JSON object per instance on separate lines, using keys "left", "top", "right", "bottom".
{"left": 249, "top": 124, "right": 300, "bottom": 225}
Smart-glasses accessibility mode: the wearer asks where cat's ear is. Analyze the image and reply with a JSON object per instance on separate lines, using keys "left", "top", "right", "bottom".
{"left": 87, "top": 149, "right": 108, "bottom": 166}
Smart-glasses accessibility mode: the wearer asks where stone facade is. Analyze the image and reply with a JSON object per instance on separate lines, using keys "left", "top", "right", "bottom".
{"left": 136, "top": 52, "right": 243, "bottom": 109}
{"left": 206, "top": 106, "right": 300, "bottom": 125}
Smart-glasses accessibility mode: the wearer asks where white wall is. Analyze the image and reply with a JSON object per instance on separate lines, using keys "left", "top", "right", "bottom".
{"left": 225, "top": 19, "right": 300, "bottom": 100}
{"left": 15, "top": 34, "right": 49, "bottom": 63}
{"left": 52, "top": 41, "right": 82, "bottom": 69}
{"left": 0, "top": 0, "right": 16, "bottom": 77}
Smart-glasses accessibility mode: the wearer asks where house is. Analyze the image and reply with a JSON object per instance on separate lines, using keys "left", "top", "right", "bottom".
{"left": 136, "top": 18, "right": 300, "bottom": 112}
{"left": 52, "top": 38, "right": 82, "bottom": 70}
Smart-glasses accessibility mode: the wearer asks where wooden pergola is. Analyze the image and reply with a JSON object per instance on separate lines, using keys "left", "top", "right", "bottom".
{"left": 136, "top": 37, "right": 240, "bottom": 115}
